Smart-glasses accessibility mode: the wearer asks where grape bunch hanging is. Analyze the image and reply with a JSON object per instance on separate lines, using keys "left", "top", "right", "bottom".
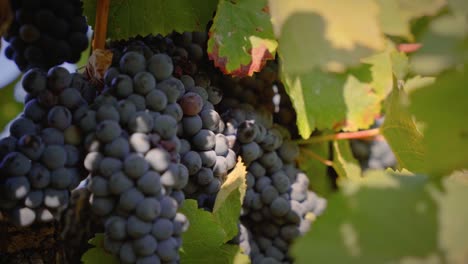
{"left": 0, "top": 4, "right": 326, "bottom": 264}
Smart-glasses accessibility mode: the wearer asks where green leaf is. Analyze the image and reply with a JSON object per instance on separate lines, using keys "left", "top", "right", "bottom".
{"left": 180, "top": 200, "right": 248, "bottom": 264}
{"left": 361, "top": 46, "right": 409, "bottom": 99}
{"left": 408, "top": 67, "right": 468, "bottom": 176}
{"left": 448, "top": 0, "right": 468, "bottom": 17}
{"left": 411, "top": 13, "right": 468, "bottom": 75}
{"left": 213, "top": 159, "right": 247, "bottom": 242}
{"left": 298, "top": 142, "right": 334, "bottom": 197}
{"left": 0, "top": 77, "right": 23, "bottom": 132}
{"left": 82, "top": 0, "right": 218, "bottom": 40}
{"left": 381, "top": 86, "right": 425, "bottom": 172}
{"left": 292, "top": 171, "right": 438, "bottom": 264}
{"left": 81, "top": 234, "right": 119, "bottom": 264}
{"left": 438, "top": 170, "right": 468, "bottom": 264}
{"left": 207, "top": 0, "right": 277, "bottom": 77}
{"left": 376, "top": 0, "right": 446, "bottom": 40}
{"left": 403, "top": 75, "right": 436, "bottom": 93}
{"left": 332, "top": 140, "right": 362, "bottom": 181}
{"left": 270, "top": 0, "right": 385, "bottom": 73}
{"left": 282, "top": 69, "right": 381, "bottom": 138}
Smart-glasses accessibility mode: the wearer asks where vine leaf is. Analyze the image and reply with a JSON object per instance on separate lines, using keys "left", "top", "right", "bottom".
{"left": 438, "top": 170, "right": 468, "bottom": 264}
{"left": 292, "top": 171, "right": 438, "bottom": 263}
{"left": 207, "top": 0, "right": 277, "bottom": 77}
{"left": 376, "top": 0, "right": 446, "bottom": 40}
{"left": 282, "top": 69, "right": 381, "bottom": 138}
{"left": 81, "top": 234, "right": 119, "bottom": 264}
{"left": 82, "top": 0, "right": 218, "bottom": 40}
{"left": 361, "top": 46, "right": 409, "bottom": 100}
{"left": 179, "top": 200, "right": 249, "bottom": 264}
{"left": 298, "top": 142, "right": 333, "bottom": 197}
{"left": 411, "top": 13, "right": 468, "bottom": 75}
{"left": 332, "top": 140, "right": 362, "bottom": 181}
{"left": 381, "top": 86, "right": 425, "bottom": 173}
{"left": 269, "top": 0, "right": 385, "bottom": 73}
{"left": 408, "top": 67, "right": 468, "bottom": 176}
{"left": 213, "top": 158, "right": 247, "bottom": 242}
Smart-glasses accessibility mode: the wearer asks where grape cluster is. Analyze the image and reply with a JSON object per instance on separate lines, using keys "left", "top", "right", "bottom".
{"left": 0, "top": 66, "right": 95, "bottom": 227}
{"left": 177, "top": 76, "right": 237, "bottom": 209}
{"left": 4, "top": 0, "right": 89, "bottom": 71}
{"left": 106, "top": 33, "right": 326, "bottom": 263}
{"left": 221, "top": 103, "right": 326, "bottom": 263}
{"left": 351, "top": 118, "right": 397, "bottom": 170}
{"left": 219, "top": 62, "right": 298, "bottom": 138}
{"left": 82, "top": 50, "right": 190, "bottom": 263}
{"left": 108, "top": 33, "right": 236, "bottom": 211}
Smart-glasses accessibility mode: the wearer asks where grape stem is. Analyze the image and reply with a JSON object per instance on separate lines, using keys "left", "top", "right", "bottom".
{"left": 296, "top": 128, "right": 381, "bottom": 145}
{"left": 300, "top": 148, "right": 334, "bottom": 167}
{"left": 92, "top": 0, "right": 110, "bottom": 50}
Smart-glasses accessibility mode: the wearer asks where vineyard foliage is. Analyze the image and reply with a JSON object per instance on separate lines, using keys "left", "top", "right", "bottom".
{"left": 0, "top": 0, "right": 467, "bottom": 263}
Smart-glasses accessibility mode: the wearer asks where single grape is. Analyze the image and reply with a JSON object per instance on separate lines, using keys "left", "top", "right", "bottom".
{"left": 1, "top": 151, "right": 32, "bottom": 176}
{"left": 106, "top": 216, "right": 127, "bottom": 240}
{"left": 10, "top": 117, "right": 37, "bottom": 138}
{"left": 11, "top": 207, "right": 36, "bottom": 227}
{"left": 151, "top": 217, "right": 173, "bottom": 240}
{"left": 22, "top": 69, "right": 47, "bottom": 95}
{"left": 181, "top": 115, "right": 202, "bottom": 137}
{"left": 109, "top": 171, "right": 134, "bottom": 195}
{"left": 145, "top": 89, "right": 167, "bottom": 112}
{"left": 145, "top": 148, "right": 170, "bottom": 172}
{"left": 28, "top": 163, "right": 50, "bottom": 188}
{"left": 192, "top": 129, "right": 216, "bottom": 151}
{"left": 133, "top": 234, "right": 158, "bottom": 257}
{"left": 120, "top": 51, "right": 146, "bottom": 76}
{"left": 96, "top": 120, "right": 122, "bottom": 143}
{"left": 58, "top": 88, "right": 83, "bottom": 109}
{"left": 214, "top": 134, "right": 229, "bottom": 156}
{"left": 104, "top": 137, "right": 130, "bottom": 159}
{"left": 17, "top": 134, "right": 44, "bottom": 161}
{"left": 198, "top": 150, "right": 217, "bottom": 167}
{"left": 136, "top": 255, "right": 161, "bottom": 264}
{"left": 123, "top": 153, "right": 149, "bottom": 179}
{"left": 118, "top": 187, "right": 144, "bottom": 212}
{"left": 135, "top": 197, "right": 161, "bottom": 222}
{"left": 159, "top": 196, "right": 177, "bottom": 219}
{"left": 99, "top": 157, "right": 123, "bottom": 178}
{"left": 128, "top": 111, "right": 154, "bottom": 133}
{"left": 137, "top": 170, "right": 162, "bottom": 195}
{"left": 157, "top": 77, "right": 185, "bottom": 103}
{"left": 24, "top": 190, "right": 44, "bottom": 208}
{"left": 127, "top": 215, "right": 152, "bottom": 238}
{"left": 133, "top": 71, "right": 156, "bottom": 95}
{"left": 156, "top": 238, "right": 178, "bottom": 262}
{"left": 40, "top": 127, "right": 65, "bottom": 145}
{"left": 120, "top": 241, "right": 137, "bottom": 263}
{"left": 200, "top": 109, "right": 221, "bottom": 131}
{"left": 88, "top": 176, "right": 110, "bottom": 196}
{"left": 4, "top": 176, "right": 30, "bottom": 200}
{"left": 173, "top": 212, "right": 189, "bottom": 235}
{"left": 181, "top": 151, "right": 202, "bottom": 175}
{"left": 153, "top": 115, "right": 177, "bottom": 139}
{"left": 44, "top": 188, "right": 69, "bottom": 209}
{"left": 179, "top": 92, "right": 203, "bottom": 116}
{"left": 97, "top": 104, "right": 120, "bottom": 123}
{"left": 24, "top": 99, "right": 46, "bottom": 122}
{"left": 117, "top": 100, "right": 137, "bottom": 126}
{"left": 147, "top": 53, "right": 173, "bottom": 80}
{"left": 84, "top": 151, "right": 103, "bottom": 172}
{"left": 90, "top": 195, "right": 115, "bottom": 216}
{"left": 270, "top": 197, "right": 291, "bottom": 217}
